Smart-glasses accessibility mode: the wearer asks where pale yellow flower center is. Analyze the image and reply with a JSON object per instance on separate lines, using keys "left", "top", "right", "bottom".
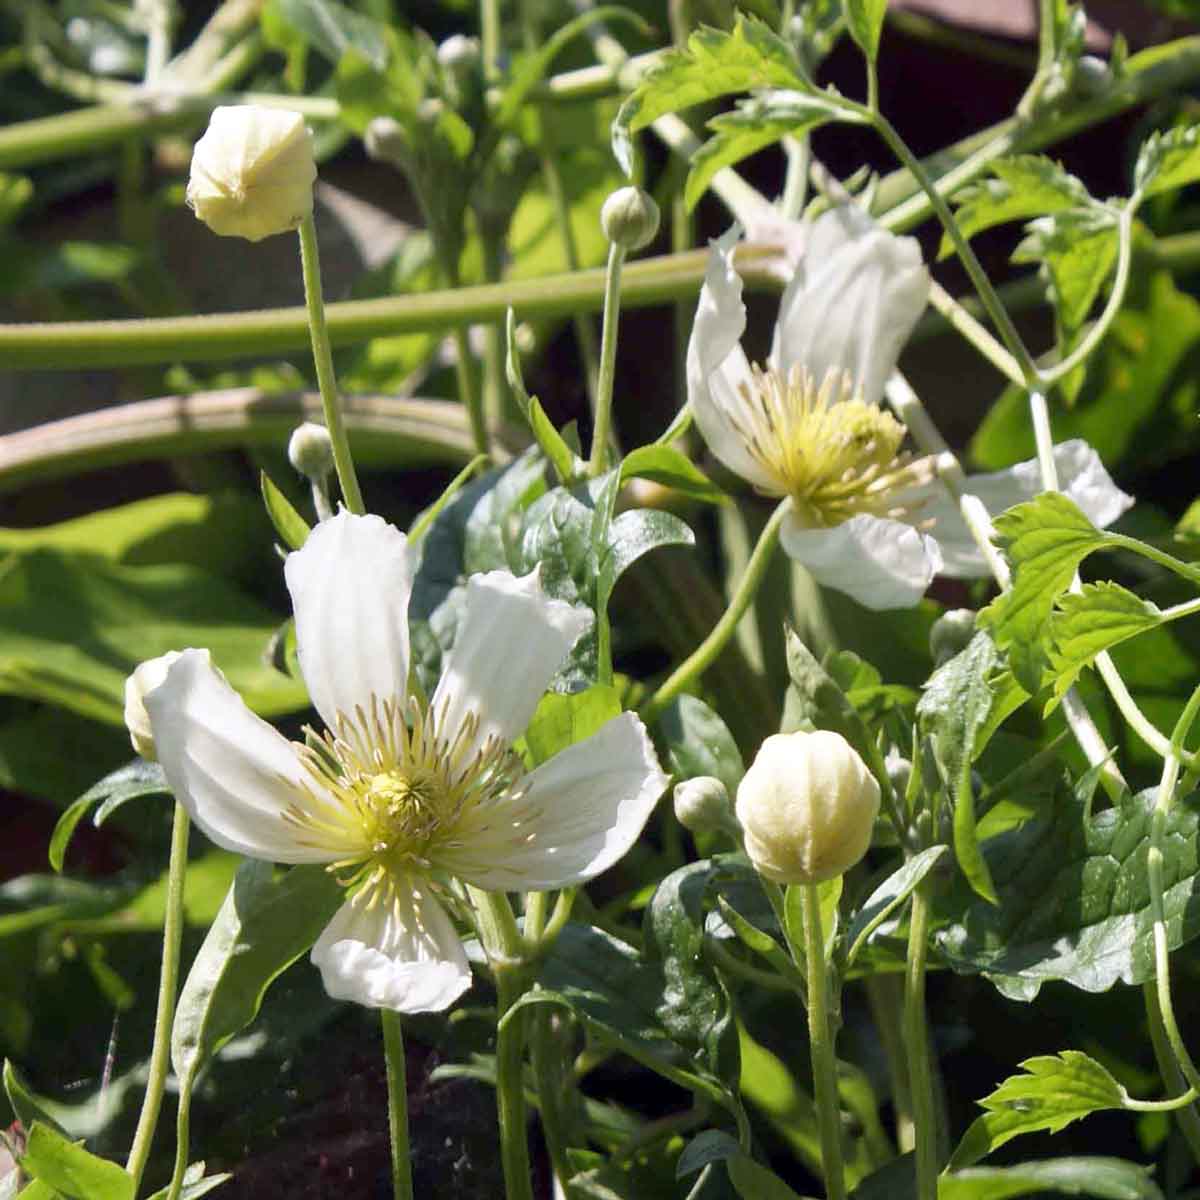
{"left": 282, "top": 695, "right": 527, "bottom": 905}
{"left": 732, "top": 363, "right": 935, "bottom": 529}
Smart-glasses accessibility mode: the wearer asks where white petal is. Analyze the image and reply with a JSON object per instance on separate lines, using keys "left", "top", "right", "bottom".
{"left": 430, "top": 569, "right": 590, "bottom": 758}
{"left": 687, "top": 230, "right": 784, "bottom": 492}
{"left": 919, "top": 439, "right": 1134, "bottom": 578}
{"left": 771, "top": 206, "right": 930, "bottom": 406}
{"left": 284, "top": 510, "right": 413, "bottom": 731}
{"left": 310, "top": 883, "right": 471, "bottom": 1013}
{"left": 781, "top": 513, "right": 942, "bottom": 609}
{"left": 439, "top": 713, "right": 668, "bottom": 891}
{"left": 145, "top": 649, "right": 339, "bottom": 863}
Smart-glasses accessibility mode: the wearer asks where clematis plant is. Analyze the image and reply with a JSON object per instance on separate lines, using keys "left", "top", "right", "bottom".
{"left": 687, "top": 208, "right": 1132, "bottom": 608}
{"left": 136, "top": 510, "right": 667, "bottom": 1014}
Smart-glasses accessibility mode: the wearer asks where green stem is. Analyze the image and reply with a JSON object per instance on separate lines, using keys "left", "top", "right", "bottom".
{"left": 588, "top": 242, "right": 627, "bottom": 477}
{"left": 1144, "top": 981, "right": 1200, "bottom": 1161}
{"left": 125, "top": 803, "right": 189, "bottom": 1196}
{"left": 866, "top": 975, "right": 914, "bottom": 1154}
{"left": 480, "top": 0, "right": 502, "bottom": 82}
{"left": 640, "top": 497, "right": 790, "bottom": 726}
{"left": 903, "top": 881, "right": 938, "bottom": 1200}
{"left": 801, "top": 882, "right": 846, "bottom": 1200}
{"left": 163, "top": 1087, "right": 192, "bottom": 1200}
{"left": 381, "top": 1010, "right": 415, "bottom": 1200}
{"left": 471, "top": 889, "right": 534, "bottom": 1200}
{"left": 481, "top": 230, "right": 511, "bottom": 430}
{"left": 297, "top": 215, "right": 364, "bottom": 515}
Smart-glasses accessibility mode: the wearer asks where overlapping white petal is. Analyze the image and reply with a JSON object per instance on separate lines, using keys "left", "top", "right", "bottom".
{"left": 430, "top": 568, "right": 591, "bottom": 761}
{"left": 311, "top": 882, "right": 472, "bottom": 1013}
{"left": 770, "top": 207, "right": 930, "bottom": 405}
{"left": 906, "top": 439, "right": 1134, "bottom": 577}
{"left": 285, "top": 510, "right": 413, "bottom": 731}
{"left": 439, "top": 712, "right": 669, "bottom": 890}
{"left": 145, "top": 649, "right": 344, "bottom": 863}
{"left": 780, "top": 514, "right": 943, "bottom": 610}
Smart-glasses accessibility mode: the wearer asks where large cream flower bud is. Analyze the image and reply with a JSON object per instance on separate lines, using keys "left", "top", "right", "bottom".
{"left": 187, "top": 106, "right": 316, "bottom": 242}
{"left": 736, "top": 731, "right": 880, "bottom": 885}
{"left": 124, "top": 650, "right": 212, "bottom": 761}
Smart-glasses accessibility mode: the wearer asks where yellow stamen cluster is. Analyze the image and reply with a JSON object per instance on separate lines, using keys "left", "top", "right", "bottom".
{"left": 283, "top": 694, "right": 526, "bottom": 903}
{"left": 732, "top": 363, "right": 935, "bottom": 529}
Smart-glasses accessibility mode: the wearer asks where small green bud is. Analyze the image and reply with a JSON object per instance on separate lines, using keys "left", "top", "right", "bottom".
{"left": 187, "top": 106, "right": 316, "bottom": 242}
{"left": 288, "top": 421, "right": 335, "bottom": 483}
{"left": 600, "top": 186, "right": 660, "bottom": 251}
{"left": 673, "top": 776, "right": 739, "bottom": 837}
{"left": 929, "top": 608, "right": 976, "bottom": 666}
{"left": 736, "top": 730, "right": 880, "bottom": 885}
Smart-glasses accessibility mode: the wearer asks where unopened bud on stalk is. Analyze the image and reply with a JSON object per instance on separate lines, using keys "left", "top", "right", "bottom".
{"left": 929, "top": 608, "right": 976, "bottom": 666}
{"left": 124, "top": 650, "right": 214, "bottom": 761}
{"left": 187, "top": 105, "right": 316, "bottom": 242}
{"left": 674, "top": 776, "right": 739, "bottom": 838}
{"left": 437, "top": 34, "right": 481, "bottom": 70}
{"left": 601, "top": 186, "right": 660, "bottom": 251}
{"left": 736, "top": 731, "right": 880, "bottom": 885}
{"left": 288, "top": 421, "right": 335, "bottom": 483}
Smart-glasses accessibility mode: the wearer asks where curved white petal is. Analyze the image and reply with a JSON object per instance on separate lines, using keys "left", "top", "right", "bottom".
{"left": 917, "top": 439, "right": 1134, "bottom": 578}
{"left": 781, "top": 513, "right": 942, "bottom": 609}
{"left": 440, "top": 713, "right": 668, "bottom": 891}
{"left": 310, "top": 882, "right": 471, "bottom": 1013}
{"left": 430, "top": 569, "right": 591, "bottom": 760}
{"left": 284, "top": 511, "right": 413, "bottom": 731}
{"left": 145, "top": 649, "right": 340, "bottom": 863}
{"left": 771, "top": 207, "right": 930, "bottom": 406}
{"left": 687, "top": 230, "right": 784, "bottom": 492}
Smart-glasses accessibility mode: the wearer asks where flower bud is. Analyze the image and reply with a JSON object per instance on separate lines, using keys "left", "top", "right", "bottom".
{"left": 288, "top": 421, "right": 334, "bottom": 483}
{"left": 929, "top": 608, "right": 976, "bottom": 666}
{"left": 437, "top": 34, "right": 481, "bottom": 71}
{"left": 187, "top": 105, "right": 316, "bottom": 242}
{"left": 674, "top": 776, "right": 739, "bottom": 837}
{"left": 125, "top": 651, "right": 184, "bottom": 760}
{"left": 736, "top": 731, "right": 880, "bottom": 885}
{"left": 601, "top": 186, "right": 660, "bottom": 251}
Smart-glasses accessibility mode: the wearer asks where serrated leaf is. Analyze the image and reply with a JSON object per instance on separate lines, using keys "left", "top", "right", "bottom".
{"left": 941, "top": 155, "right": 1095, "bottom": 258}
{"left": 49, "top": 760, "right": 168, "bottom": 871}
{"left": 949, "top": 1052, "right": 1127, "bottom": 1169}
{"left": 619, "top": 445, "right": 725, "bottom": 505}
{"left": 260, "top": 471, "right": 310, "bottom": 552}
{"left": 19, "top": 1123, "right": 133, "bottom": 1200}
{"left": 1046, "top": 581, "right": 1163, "bottom": 704}
{"left": 978, "top": 493, "right": 1120, "bottom": 693}
{"left": 936, "top": 786, "right": 1200, "bottom": 1001}
{"left": 685, "top": 91, "right": 852, "bottom": 210}
{"left": 844, "top": 845, "right": 948, "bottom": 965}
{"left": 1135, "top": 123, "right": 1200, "bottom": 198}
{"left": 844, "top": 0, "right": 888, "bottom": 63}
{"left": 612, "top": 14, "right": 809, "bottom": 174}
{"left": 942, "top": 1157, "right": 1162, "bottom": 1200}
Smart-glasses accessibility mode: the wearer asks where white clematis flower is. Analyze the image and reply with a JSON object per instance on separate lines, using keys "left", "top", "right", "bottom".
{"left": 141, "top": 511, "right": 668, "bottom": 1014}
{"left": 688, "top": 208, "right": 1133, "bottom": 608}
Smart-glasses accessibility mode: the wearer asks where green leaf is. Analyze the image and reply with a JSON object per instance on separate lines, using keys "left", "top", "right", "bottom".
{"left": 269, "top": 0, "right": 388, "bottom": 70}
{"left": 19, "top": 1122, "right": 133, "bottom": 1200}
{"left": 941, "top": 155, "right": 1095, "bottom": 258}
{"left": 1134, "top": 123, "right": 1200, "bottom": 197}
{"left": 844, "top": 0, "right": 888, "bottom": 63}
{"left": 844, "top": 845, "right": 948, "bottom": 965}
{"left": 612, "top": 14, "right": 809, "bottom": 174}
{"left": 677, "top": 1129, "right": 809, "bottom": 1200}
{"left": 713, "top": 893, "right": 804, "bottom": 989}
{"left": 523, "top": 683, "right": 623, "bottom": 766}
{"left": 620, "top": 445, "right": 726, "bottom": 505}
{"left": 260, "top": 471, "right": 310, "bottom": 552}
{"left": 0, "top": 551, "right": 307, "bottom": 725}
{"left": 657, "top": 694, "right": 745, "bottom": 797}
{"left": 941, "top": 1158, "right": 1162, "bottom": 1200}
{"left": 49, "top": 760, "right": 168, "bottom": 871}
{"left": 685, "top": 91, "right": 852, "bottom": 210}
{"left": 600, "top": 508, "right": 695, "bottom": 612}
{"left": 172, "top": 862, "right": 343, "bottom": 1093}
{"left": 949, "top": 1052, "right": 1127, "bottom": 1170}
{"left": 505, "top": 309, "right": 578, "bottom": 484}
{"left": 1046, "top": 581, "right": 1164, "bottom": 705}
{"left": 937, "top": 786, "right": 1200, "bottom": 1000}
{"left": 4, "top": 1061, "right": 68, "bottom": 1140}
{"left": 144, "top": 1164, "right": 232, "bottom": 1200}
{"left": 978, "top": 493, "right": 1119, "bottom": 693}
